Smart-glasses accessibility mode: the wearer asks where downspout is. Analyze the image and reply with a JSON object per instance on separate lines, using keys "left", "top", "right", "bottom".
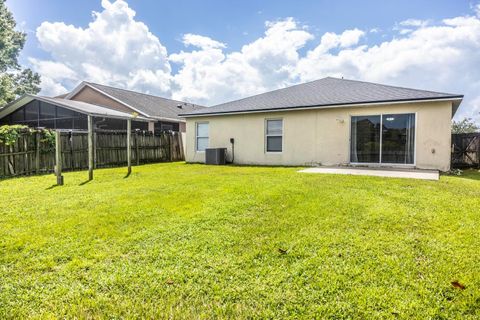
{"left": 229, "top": 138, "right": 235, "bottom": 164}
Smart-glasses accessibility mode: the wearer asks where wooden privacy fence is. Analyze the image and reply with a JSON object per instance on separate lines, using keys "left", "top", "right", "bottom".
{"left": 451, "top": 133, "right": 480, "bottom": 169}
{"left": 0, "top": 130, "right": 184, "bottom": 178}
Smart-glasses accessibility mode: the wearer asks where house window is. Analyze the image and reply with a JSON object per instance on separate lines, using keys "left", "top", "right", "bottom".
{"left": 161, "top": 123, "right": 174, "bottom": 131}
{"left": 155, "top": 121, "right": 179, "bottom": 132}
{"left": 196, "top": 122, "right": 209, "bottom": 152}
{"left": 266, "top": 119, "right": 283, "bottom": 152}
{"left": 350, "top": 113, "right": 415, "bottom": 164}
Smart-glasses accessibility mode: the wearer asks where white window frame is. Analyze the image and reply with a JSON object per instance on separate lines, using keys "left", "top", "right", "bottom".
{"left": 265, "top": 118, "right": 284, "bottom": 153}
{"left": 349, "top": 112, "right": 417, "bottom": 166}
{"left": 195, "top": 121, "right": 209, "bottom": 152}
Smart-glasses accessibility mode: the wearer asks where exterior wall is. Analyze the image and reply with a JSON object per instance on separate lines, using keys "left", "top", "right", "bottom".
{"left": 185, "top": 101, "right": 454, "bottom": 171}
{"left": 179, "top": 122, "right": 186, "bottom": 133}
{"left": 181, "top": 132, "right": 187, "bottom": 156}
{"left": 71, "top": 86, "right": 134, "bottom": 113}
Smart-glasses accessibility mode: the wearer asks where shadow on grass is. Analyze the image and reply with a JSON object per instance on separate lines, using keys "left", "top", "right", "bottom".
{"left": 124, "top": 171, "right": 131, "bottom": 179}
{"left": 79, "top": 180, "right": 92, "bottom": 186}
{"left": 45, "top": 184, "right": 60, "bottom": 190}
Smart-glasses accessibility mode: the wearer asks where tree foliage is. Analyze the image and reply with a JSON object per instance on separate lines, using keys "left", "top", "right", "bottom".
{"left": 0, "top": 0, "right": 41, "bottom": 106}
{"left": 452, "top": 117, "right": 480, "bottom": 134}
{"left": 0, "top": 125, "right": 55, "bottom": 153}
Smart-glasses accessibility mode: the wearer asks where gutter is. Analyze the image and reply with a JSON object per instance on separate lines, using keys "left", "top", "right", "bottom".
{"left": 148, "top": 115, "right": 187, "bottom": 123}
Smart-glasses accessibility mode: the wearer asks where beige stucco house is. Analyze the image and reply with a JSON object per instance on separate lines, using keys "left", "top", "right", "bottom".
{"left": 181, "top": 77, "right": 463, "bottom": 171}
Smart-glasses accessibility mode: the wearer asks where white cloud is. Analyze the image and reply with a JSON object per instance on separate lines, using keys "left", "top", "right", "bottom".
{"left": 28, "top": 58, "right": 77, "bottom": 81}
{"left": 39, "top": 77, "right": 69, "bottom": 97}
{"left": 27, "top": 58, "right": 77, "bottom": 96}
{"left": 399, "top": 19, "right": 429, "bottom": 27}
{"left": 30, "top": 0, "right": 480, "bottom": 122}
{"left": 170, "top": 18, "right": 313, "bottom": 104}
{"left": 33, "top": 0, "right": 171, "bottom": 96}
{"left": 295, "top": 15, "right": 480, "bottom": 121}
{"left": 338, "top": 29, "right": 365, "bottom": 47}
{"left": 394, "top": 19, "right": 430, "bottom": 35}
{"left": 182, "top": 34, "right": 226, "bottom": 49}
{"left": 398, "top": 28, "right": 413, "bottom": 35}
{"left": 309, "top": 28, "right": 365, "bottom": 56}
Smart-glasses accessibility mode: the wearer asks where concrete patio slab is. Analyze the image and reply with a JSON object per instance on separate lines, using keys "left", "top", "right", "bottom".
{"left": 299, "top": 167, "right": 439, "bottom": 180}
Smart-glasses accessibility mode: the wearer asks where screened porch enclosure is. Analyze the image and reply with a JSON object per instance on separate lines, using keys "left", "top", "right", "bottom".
{"left": 0, "top": 100, "right": 148, "bottom": 131}
{"left": 350, "top": 113, "right": 415, "bottom": 165}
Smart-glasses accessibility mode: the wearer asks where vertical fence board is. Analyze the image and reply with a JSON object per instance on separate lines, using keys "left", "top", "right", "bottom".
{"left": 0, "top": 130, "right": 184, "bottom": 179}
{"left": 452, "top": 133, "right": 480, "bottom": 169}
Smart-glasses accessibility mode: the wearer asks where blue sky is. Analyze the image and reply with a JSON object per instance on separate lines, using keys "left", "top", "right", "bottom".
{"left": 5, "top": 0, "right": 480, "bottom": 121}
{"left": 8, "top": 1, "right": 473, "bottom": 62}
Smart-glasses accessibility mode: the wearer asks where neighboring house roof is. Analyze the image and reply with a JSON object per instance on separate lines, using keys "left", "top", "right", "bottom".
{"left": 65, "top": 81, "right": 205, "bottom": 121}
{"left": 0, "top": 95, "right": 149, "bottom": 121}
{"left": 180, "top": 77, "right": 463, "bottom": 117}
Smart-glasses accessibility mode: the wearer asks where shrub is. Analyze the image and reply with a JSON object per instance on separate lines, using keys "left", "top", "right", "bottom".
{"left": 0, "top": 124, "right": 55, "bottom": 150}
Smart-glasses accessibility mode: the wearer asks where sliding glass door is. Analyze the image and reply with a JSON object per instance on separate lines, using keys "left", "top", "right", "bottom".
{"left": 350, "top": 113, "right": 415, "bottom": 164}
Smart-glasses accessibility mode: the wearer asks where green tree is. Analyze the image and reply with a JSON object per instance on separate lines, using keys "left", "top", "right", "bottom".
{"left": 452, "top": 117, "right": 480, "bottom": 134}
{"left": 0, "top": 0, "right": 40, "bottom": 106}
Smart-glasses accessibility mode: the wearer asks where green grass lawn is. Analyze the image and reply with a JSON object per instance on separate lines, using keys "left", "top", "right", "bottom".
{"left": 0, "top": 163, "right": 479, "bottom": 319}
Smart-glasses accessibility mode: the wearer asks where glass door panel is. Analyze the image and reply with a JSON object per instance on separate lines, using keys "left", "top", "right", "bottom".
{"left": 381, "top": 114, "right": 415, "bottom": 164}
{"left": 350, "top": 115, "right": 381, "bottom": 163}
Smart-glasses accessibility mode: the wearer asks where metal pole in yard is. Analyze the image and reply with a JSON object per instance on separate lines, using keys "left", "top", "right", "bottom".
{"left": 35, "top": 131, "right": 40, "bottom": 174}
{"left": 93, "top": 131, "right": 97, "bottom": 169}
{"left": 169, "top": 133, "right": 173, "bottom": 162}
{"left": 23, "top": 136, "right": 29, "bottom": 175}
{"left": 88, "top": 115, "right": 94, "bottom": 180}
{"left": 55, "top": 130, "right": 64, "bottom": 185}
{"left": 127, "top": 119, "right": 132, "bottom": 175}
{"left": 135, "top": 130, "right": 140, "bottom": 166}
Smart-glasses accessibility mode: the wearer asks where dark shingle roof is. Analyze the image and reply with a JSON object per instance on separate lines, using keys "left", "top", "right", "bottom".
{"left": 180, "top": 77, "right": 463, "bottom": 116}
{"left": 86, "top": 82, "right": 205, "bottom": 120}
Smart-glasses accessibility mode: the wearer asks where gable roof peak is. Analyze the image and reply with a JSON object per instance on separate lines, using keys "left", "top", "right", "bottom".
{"left": 66, "top": 81, "right": 205, "bottom": 120}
